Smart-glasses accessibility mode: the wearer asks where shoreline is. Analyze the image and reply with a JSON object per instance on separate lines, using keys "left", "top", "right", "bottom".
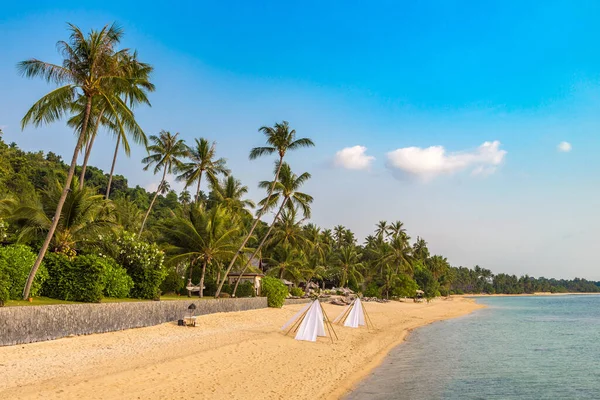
{"left": 0, "top": 297, "right": 483, "bottom": 399}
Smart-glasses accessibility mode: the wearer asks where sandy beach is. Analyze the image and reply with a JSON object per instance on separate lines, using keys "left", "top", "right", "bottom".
{"left": 0, "top": 297, "right": 482, "bottom": 400}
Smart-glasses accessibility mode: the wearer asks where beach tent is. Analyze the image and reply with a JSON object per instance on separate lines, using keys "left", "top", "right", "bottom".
{"left": 333, "top": 297, "right": 375, "bottom": 329}
{"left": 281, "top": 300, "right": 338, "bottom": 342}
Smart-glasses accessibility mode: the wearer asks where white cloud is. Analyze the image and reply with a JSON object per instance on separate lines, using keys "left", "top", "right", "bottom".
{"left": 557, "top": 141, "right": 572, "bottom": 152}
{"left": 333, "top": 145, "right": 375, "bottom": 170}
{"left": 386, "top": 140, "right": 507, "bottom": 181}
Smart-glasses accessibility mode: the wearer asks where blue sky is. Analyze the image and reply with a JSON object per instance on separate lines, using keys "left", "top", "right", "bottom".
{"left": 1, "top": 1, "right": 600, "bottom": 278}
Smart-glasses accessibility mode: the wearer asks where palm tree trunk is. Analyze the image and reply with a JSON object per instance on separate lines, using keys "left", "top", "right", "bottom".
{"left": 232, "top": 197, "right": 288, "bottom": 296}
{"left": 22, "top": 96, "right": 93, "bottom": 299}
{"left": 79, "top": 107, "right": 104, "bottom": 189}
{"left": 195, "top": 170, "right": 203, "bottom": 203}
{"left": 105, "top": 135, "right": 121, "bottom": 199}
{"left": 139, "top": 168, "right": 167, "bottom": 235}
{"left": 199, "top": 259, "right": 208, "bottom": 298}
{"left": 215, "top": 156, "right": 284, "bottom": 297}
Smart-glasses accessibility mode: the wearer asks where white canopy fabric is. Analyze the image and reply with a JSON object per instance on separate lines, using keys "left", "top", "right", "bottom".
{"left": 344, "top": 298, "right": 366, "bottom": 328}
{"left": 294, "top": 301, "right": 326, "bottom": 342}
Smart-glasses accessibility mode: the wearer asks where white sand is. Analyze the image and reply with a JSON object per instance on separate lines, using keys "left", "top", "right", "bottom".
{"left": 0, "top": 297, "right": 482, "bottom": 399}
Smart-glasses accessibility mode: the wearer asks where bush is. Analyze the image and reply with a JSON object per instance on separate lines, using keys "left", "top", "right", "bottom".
{"left": 391, "top": 275, "right": 419, "bottom": 298}
{"left": 103, "top": 259, "right": 134, "bottom": 298}
{"left": 0, "top": 272, "right": 9, "bottom": 306}
{"left": 290, "top": 287, "right": 305, "bottom": 297}
{"left": 262, "top": 276, "right": 288, "bottom": 308}
{"left": 235, "top": 281, "right": 256, "bottom": 298}
{"left": 113, "top": 232, "right": 166, "bottom": 300}
{"left": 364, "top": 282, "right": 382, "bottom": 298}
{"left": 0, "top": 244, "right": 48, "bottom": 299}
{"left": 414, "top": 268, "right": 440, "bottom": 299}
{"left": 43, "top": 253, "right": 108, "bottom": 302}
{"left": 160, "top": 268, "right": 185, "bottom": 294}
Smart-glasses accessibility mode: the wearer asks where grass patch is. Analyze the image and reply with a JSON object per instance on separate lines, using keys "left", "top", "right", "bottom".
{"left": 5, "top": 297, "right": 77, "bottom": 307}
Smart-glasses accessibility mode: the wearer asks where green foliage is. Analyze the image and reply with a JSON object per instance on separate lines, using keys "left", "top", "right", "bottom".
{"left": 160, "top": 268, "right": 185, "bottom": 294}
{"left": 391, "top": 274, "right": 419, "bottom": 298}
{"left": 102, "top": 259, "right": 134, "bottom": 298}
{"left": 113, "top": 232, "right": 166, "bottom": 299}
{"left": 0, "top": 244, "right": 47, "bottom": 299}
{"left": 262, "top": 276, "right": 288, "bottom": 308}
{"left": 289, "top": 287, "right": 305, "bottom": 297}
{"left": 364, "top": 282, "right": 382, "bottom": 298}
{"left": 235, "top": 281, "right": 255, "bottom": 298}
{"left": 0, "top": 271, "right": 10, "bottom": 306}
{"left": 43, "top": 253, "right": 107, "bottom": 302}
{"left": 414, "top": 267, "right": 440, "bottom": 299}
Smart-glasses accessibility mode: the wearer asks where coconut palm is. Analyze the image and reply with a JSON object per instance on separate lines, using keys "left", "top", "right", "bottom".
{"left": 140, "top": 131, "right": 187, "bottom": 234}
{"left": 176, "top": 138, "right": 230, "bottom": 203}
{"left": 265, "top": 244, "right": 305, "bottom": 282}
{"left": 179, "top": 190, "right": 192, "bottom": 206}
{"left": 377, "top": 235, "right": 414, "bottom": 276}
{"left": 412, "top": 236, "right": 430, "bottom": 261}
{"left": 18, "top": 23, "right": 148, "bottom": 299}
{"left": 332, "top": 246, "right": 364, "bottom": 288}
{"left": 162, "top": 205, "right": 241, "bottom": 297}
{"left": 375, "top": 220, "right": 388, "bottom": 240}
{"left": 232, "top": 163, "right": 312, "bottom": 295}
{"left": 105, "top": 52, "right": 155, "bottom": 198}
{"left": 387, "top": 220, "right": 406, "bottom": 240}
{"left": 76, "top": 51, "right": 153, "bottom": 190}
{"left": 12, "top": 178, "right": 116, "bottom": 256}
{"left": 215, "top": 121, "right": 314, "bottom": 297}
{"left": 210, "top": 176, "right": 255, "bottom": 216}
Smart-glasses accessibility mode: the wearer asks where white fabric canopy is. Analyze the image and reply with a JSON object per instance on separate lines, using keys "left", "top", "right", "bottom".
{"left": 344, "top": 298, "right": 366, "bottom": 328}
{"left": 294, "top": 301, "right": 326, "bottom": 342}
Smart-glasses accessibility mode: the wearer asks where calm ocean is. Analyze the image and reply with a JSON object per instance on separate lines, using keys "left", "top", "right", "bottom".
{"left": 346, "top": 295, "right": 600, "bottom": 400}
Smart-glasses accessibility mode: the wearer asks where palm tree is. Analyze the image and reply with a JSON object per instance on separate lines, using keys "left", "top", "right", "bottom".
{"left": 412, "top": 236, "right": 430, "bottom": 261}
{"left": 232, "top": 163, "right": 313, "bottom": 295}
{"left": 377, "top": 235, "right": 413, "bottom": 276}
{"left": 333, "top": 246, "right": 364, "bottom": 288}
{"left": 176, "top": 138, "right": 230, "bottom": 203}
{"left": 375, "top": 220, "right": 388, "bottom": 240}
{"left": 387, "top": 220, "right": 406, "bottom": 240}
{"left": 179, "top": 190, "right": 192, "bottom": 206}
{"left": 76, "top": 52, "right": 153, "bottom": 190}
{"left": 105, "top": 51, "right": 154, "bottom": 198}
{"left": 210, "top": 176, "right": 255, "bottom": 216}
{"left": 334, "top": 225, "right": 346, "bottom": 248}
{"left": 140, "top": 131, "right": 187, "bottom": 234}
{"left": 215, "top": 121, "right": 314, "bottom": 297}
{"left": 18, "top": 23, "right": 148, "bottom": 299}
{"left": 162, "top": 205, "right": 241, "bottom": 297}
{"left": 265, "top": 244, "right": 305, "bottom": 282}
{"left": 12, "top": 178, "right": 116, "bottom": 256}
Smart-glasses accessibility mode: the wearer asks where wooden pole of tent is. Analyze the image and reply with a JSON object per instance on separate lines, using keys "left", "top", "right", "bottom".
{"left": 320, "top": 303, "right": 338, "bottom": 341}
{"left": 335, "top": 299, "right": 355, "bottom": 326}
{"left": 285, "top": 304, "right": 312, "bottom": 337}
{"left": 362, "top": 301, "right": 376, "bottom": 330}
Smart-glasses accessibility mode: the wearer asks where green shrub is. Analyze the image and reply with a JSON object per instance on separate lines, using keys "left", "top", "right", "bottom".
{"left": 414, "top": 268, "right": 439, "bottom": 299}
{"left": 102, "top": 259, "right": 134, "bottom": 298}
{"left": 0, "top": 271, "right": 9, "bottom": 306}
{"left": 391, "top": 274, "right": 419, "bottom": 298}
{"left": 161, "top": 268, "right": 185, "bottom": 294}
{"left": 262, "top": 276, "right": 288, "bottom": 308}
{"left": 0, "top": 244, "right": 48, "bottom": 299}
{"left": 235, "top": 281, "right": 256, "bottom": 298}
{"left": 43, "top": 253, "right": 108, "bottom": 302}
{"left": 290, "top": 287, "right": 305, "bottom": 297}
{"left": 364, "top": 282, "right": 382, "bottom": 298}
{"left": 113, "top": 232, "right": 166, "bottom": 300}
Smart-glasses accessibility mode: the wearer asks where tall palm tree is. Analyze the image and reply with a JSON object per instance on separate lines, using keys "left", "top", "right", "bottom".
{"left": 387, "top": 220, "right": 406, "bottom": 240}
{"left": 232, "top": 163, "right": 313, "bottom": 295}
{"left": 375, "top": 220, "right": 388, "bottom": 240}
{"left": 179, "top": 190, "right": 192, "bottom": 206}
{"left": 265, "top": 244, "right": 305, "bottom": 282}
{"left": 211, "top": 176, "right": 255, "bottom": 216}
{"left": 139, "top": 131, "right": 187, "bottom": 234}
{"left": 333, "top": 246, "right": 364, "bottom": 288}
{"left": 334, "top": 225, "right": 346, "bottom": 248}
{"left": 176, "top": 138, "right": 230, "bottom": 203}
{"left": 18, "top": 23, "right": 147, "bottom": 299}
{"left": 412, "top": 236, "right": 430, "bottom": 261}
{"left": 105, "top": 51, "right": 155, "bottom": 198}
{"left": 12, "top": 178, "right": 116, "bottom": 256}
{"left": 162, "top": 205, "right": 241, "bottom": 297}
{"left": 377, "top": 235, "right": 414, "bottom": 276}
{"left": 215, "top": 121, "right": 314, "bottom": 297}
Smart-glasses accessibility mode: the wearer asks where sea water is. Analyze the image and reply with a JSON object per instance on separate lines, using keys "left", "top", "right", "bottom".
{"left": 346, "top": 295, "right": 600, "bottom": 400}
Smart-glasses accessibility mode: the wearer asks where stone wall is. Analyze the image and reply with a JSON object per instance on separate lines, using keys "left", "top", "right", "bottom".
{"left": 0, "top": 297, "right": 267, "bottom": 346}
{"left": 283, "top": 298, "right": 312, "bottom": 305}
